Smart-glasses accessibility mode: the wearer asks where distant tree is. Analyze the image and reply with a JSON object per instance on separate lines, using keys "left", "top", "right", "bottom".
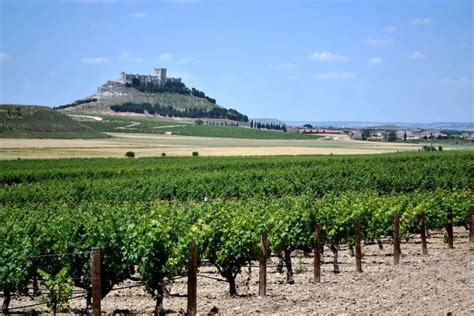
{"left": 403, "top": 130, "right": 407, "bottom": 141}
{"left": 192, "top": 151, "right": 199, "bottom": 157}
{"left": 438, "top": 146, "right": 443, "bottom": 151}
{"left": 250, "top": 120, "right": 254, "bottom": 128}
{"left": 303, "top": 124, "right": 313, "bottom": 128}
{"left": 388, "top": 131, "right": 397, "bottom": 142}
{"left": 195, "top": 119, "right": 204, "bottom": 125}
{"left": 125, "top": 151, "right": 135, "bottom": 158}
{"left": 361, "top": 129, "right": 370, "bottom": 140}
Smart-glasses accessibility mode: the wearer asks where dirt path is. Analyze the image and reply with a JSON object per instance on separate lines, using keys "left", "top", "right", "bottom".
{"left": 7, "top": 228, "right": 473, "bottom": 314}
{"left": 67, "top": 114, "right": 103, "bottom": 121}
{"left": 114, "top": 121, "right": 141, "bottom": 129}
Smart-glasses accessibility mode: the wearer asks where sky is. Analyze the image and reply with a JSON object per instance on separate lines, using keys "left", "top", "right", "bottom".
{"left": 0, "top": 0, "right": 472, "bottom": 123}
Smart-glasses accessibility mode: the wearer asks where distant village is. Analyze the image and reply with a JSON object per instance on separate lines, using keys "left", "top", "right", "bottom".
{"left": 286, "top": 125, "right": 474, "bottom": 142}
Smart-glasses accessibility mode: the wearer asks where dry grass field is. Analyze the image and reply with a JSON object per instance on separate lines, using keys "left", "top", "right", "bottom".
{"left": 0, "top": 133, "right": 432, "bottom": 159}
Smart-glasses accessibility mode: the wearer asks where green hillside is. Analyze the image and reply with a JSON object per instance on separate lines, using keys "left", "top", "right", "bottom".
{"left": 80, "top": 114, "right": 321, "bottom": 140}
{"left": 0, "top": 105, "right": 107, "bottom": 138}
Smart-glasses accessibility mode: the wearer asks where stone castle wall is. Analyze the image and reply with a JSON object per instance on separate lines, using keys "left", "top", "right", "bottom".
{"left": 118, "top": 68, "right": 181, "bottom": 85}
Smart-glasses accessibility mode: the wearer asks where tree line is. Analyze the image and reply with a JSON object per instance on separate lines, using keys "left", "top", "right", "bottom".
{"left": 110, "top": 102, "right": 248, "bottom": 122}
{"left": 250, "top": 120, "right": 287, "bottom": 132}
{"left": 126, "top": 79, "right": 217, "bottom": 104}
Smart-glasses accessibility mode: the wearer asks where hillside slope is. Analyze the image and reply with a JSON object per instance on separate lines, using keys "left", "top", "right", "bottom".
{"left": 0, "top": 105, "right": 107, "bottom": 138}
{"left": 60, "top": 81, "right": 219, "bottom": 113}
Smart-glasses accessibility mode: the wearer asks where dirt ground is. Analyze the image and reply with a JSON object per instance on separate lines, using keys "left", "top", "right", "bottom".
{"left": 7, "top": 227, "right": 473, "bottom": 314}
{"left": 0, "top": 133, "right": 429, "bottom": 159}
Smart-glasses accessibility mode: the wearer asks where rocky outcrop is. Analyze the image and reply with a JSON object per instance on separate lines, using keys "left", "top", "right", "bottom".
{"left": 61, "top": 81, "right": 219, "bottom": 113}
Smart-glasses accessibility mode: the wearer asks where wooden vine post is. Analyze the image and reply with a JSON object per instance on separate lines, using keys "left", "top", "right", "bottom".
{"left": 393, "top": 213, "right": 400, "bottom": 265}
{"left": 468, "top": 204, "right": 474, "bottom": 243}
{"left": 314, "top": 224, "right": 321, "bottom": 283}
{"left": 355, "top": 219, "right": 363, "bottom": 273}
{"left": 259, "top": 231, "right": 268, "bottom": 297}
{"left": 446, "top": 208, "right": 454, "bottom": 249}
{"left": 187, "top": 240, "right": 197, "bottom": 315}
{"left": 91, "top": 247, "right": 101, "bottom": 316}
{"left": 418, "top": 213, "right": 428, "bottom": 255}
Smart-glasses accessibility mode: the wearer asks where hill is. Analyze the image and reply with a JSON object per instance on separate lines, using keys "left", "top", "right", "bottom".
{"left": 58, "top": 80, "right": 248, "bottom": 122}
{"left": 0, "top": 105, "right": 107, "bottom": 138}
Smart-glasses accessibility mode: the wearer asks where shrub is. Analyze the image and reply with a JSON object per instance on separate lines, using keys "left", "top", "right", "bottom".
{"left": 438, "top": 146, "right": 443, "bottom": 151}
{"left": 192, "top": 151, "right": 199, "bottom": 157}
{"left": 37, "top": 268, "right": 73, "bottom": 313}
{"left": 195, "top": 119, "right": 204, "bottom": 125}
{"left": 421, "top": 145, "right": 436, "bottom": 152}
{"left": 161, "top": 152, "right": 166, "bottom": 157}
{"left": 125, "top": 151, "right": 135, "bottom": 158}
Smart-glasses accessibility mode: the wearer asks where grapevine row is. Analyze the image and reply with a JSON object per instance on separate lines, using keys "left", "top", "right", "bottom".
{"left": 1, "top": 189, "right": 472, "bottom": 313}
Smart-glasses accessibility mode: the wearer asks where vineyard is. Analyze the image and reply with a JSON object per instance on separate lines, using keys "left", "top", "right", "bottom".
{"left": 1, "top": 151, "right": 473, "bottom": 313}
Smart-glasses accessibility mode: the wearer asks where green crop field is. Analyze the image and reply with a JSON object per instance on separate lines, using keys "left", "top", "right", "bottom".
{"left": 1, "top": 151, "right": 473, "bottom": 312}
{"left": 78, "top": 114, "right": 321, "bottom": 140}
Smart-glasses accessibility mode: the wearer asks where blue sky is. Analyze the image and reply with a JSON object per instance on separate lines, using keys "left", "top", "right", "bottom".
{"left": 0, "top": 0, "right": 472, "bottom": 122}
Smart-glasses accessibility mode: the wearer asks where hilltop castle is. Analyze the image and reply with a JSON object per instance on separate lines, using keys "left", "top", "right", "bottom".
{"left": 118, "top": 68, "right": 181, "bottom": 85}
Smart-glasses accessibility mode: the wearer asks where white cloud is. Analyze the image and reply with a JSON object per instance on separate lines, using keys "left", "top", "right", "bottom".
{"left": 80, "top": 57, "right": 111, "bottom": 65}
{"left": 410, "top": 18, "right": 432, "bottom": 25}
{"left": 383, "top": 26, "right": 398, "bottom": 33}
{"left": 439, "top": 77, "right": 470, "bottom": 85}
{"left": 307, "top": 51, "right": 350, "bottom": 62}
{"left": 368, "top": 57, "right": 383, "bottom": 65}
{"left": 274, "top": 62, "right": 296, "bottom": 70}
{"left": 0, "top": 51, "right": 10, "bottom": 62}
{"left": 117, "top": 52, "right": 143, "bottom": 63}
{"left": 157, "top": 53, "right": 193, "bottom": 64}
{"left": 314, "top": 72, "right": 357, "bottom": 80}
{"left": 366, "top": 38, "right": 394, "bottom": 48}
{"left": 408, "top": 52, "right": 426, "bottom": 60}
{"left": 131, "top": 12, "right": 147, "bottom": 18}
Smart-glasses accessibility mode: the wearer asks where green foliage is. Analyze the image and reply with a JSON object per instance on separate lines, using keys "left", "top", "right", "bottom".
{"left": 387, "top": 131, "right": 397, "bottom": 142}
{"left": 198, "top": 201, "right": 260, "bottom": 295}
{"left": 54, "top": 98, "right": 97, "bottom": 110}
{"left": 125, "top": 151, "right": 135, "bottom": 158}
{"left": 110, "top": 102, "right": 248, "bottom": 122}
{"left": 361, "top": 129, "right": 370, "bottom": 140}
{"left": 37, "top": 268, "right": 73, "bottom": 313}
{"left": 192, "top": 151, "right": 199, "bottom": 156}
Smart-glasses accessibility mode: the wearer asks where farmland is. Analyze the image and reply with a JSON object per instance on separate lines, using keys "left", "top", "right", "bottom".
{"left": 0, "top": 132, "right": 440, "bottom": 160}
{"left": 1, "top": 151, "right": 473, "bottom": 313}
{"left": 78, "top": 114, "right": 322, "bottom": 140}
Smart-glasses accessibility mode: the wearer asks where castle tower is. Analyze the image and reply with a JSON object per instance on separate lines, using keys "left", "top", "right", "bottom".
{"left": 154, "top": 68, "right": 167, "bottom": 82}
